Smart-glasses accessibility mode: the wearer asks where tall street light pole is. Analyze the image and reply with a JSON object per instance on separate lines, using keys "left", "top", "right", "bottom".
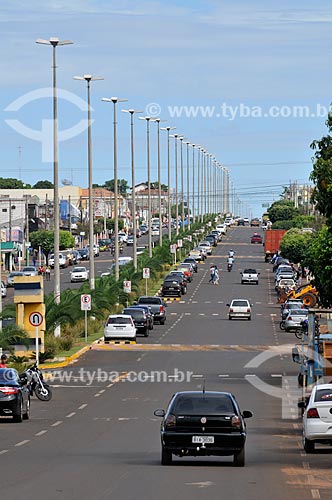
{"left": 37, "top": 37, "right": 73, "bottom": 336}
{"left": 161, "top": 126, "right": 176, "bottom": 240}
{"left": 192, "top": 144, "right": 196, "bottom": 223}
{"left": 179, "top": 136, "right": 185, "bottom": 230}
{"left": 196, "top": 145, "right": 201, "bottom": 222}
{"left": 185, "top": 141, "right": 191, "bottom": 230}
{"left": 154, "top": 118, "right": 166, "bottom": 247}
{"left": 102, "top": 97, "right": 128, "bottom": 280}
{"left": 74, "top": 74, "right": 104, "bottom": 290}
{"left": 171, "top": 134, "right": 179, "bottom": 235}
{"left": 140, "top": 117, "right": 152, "bottom": 257}
{"left": 122, "top": 109, "right": 142, "bottom": 271}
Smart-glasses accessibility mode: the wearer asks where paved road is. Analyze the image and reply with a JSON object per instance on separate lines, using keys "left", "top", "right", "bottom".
{"left": 1, "top": 227, "right": 329, "bottom": 500}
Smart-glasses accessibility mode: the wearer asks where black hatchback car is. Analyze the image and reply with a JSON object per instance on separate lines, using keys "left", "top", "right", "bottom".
{"left": 0, "top": 368, "right": 30, "bottom": 422}
{"left": 123, "top": 307, "right": 149, "bottom": 337}
{"left": 162, "top": 278, "right": 182, "bottom": 297}
{"left": 154, "top": 391, "right": 253, "bottom": 466}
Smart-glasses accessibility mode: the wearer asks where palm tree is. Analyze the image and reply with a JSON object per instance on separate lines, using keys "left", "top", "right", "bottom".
{"left": 0, "top": 325, "right": 30, "bottom": 353}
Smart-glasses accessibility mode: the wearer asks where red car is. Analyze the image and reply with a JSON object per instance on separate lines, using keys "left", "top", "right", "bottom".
{"left": 251, "top": 233, "right": 263, "bottom": 244}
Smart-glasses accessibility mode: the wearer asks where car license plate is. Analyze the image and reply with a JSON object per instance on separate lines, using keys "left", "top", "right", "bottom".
{"left": 192, "top": 436, "right": 214, "bottom": 444}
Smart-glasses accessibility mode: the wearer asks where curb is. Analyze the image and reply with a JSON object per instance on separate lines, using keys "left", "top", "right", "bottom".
{"left": 41, "top": 337, "right": 101, "bottom": 370}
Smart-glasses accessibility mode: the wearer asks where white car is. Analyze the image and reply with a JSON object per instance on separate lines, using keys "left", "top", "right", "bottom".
{"left": 48, "top": 253, "right": 68, "bottom": 268}
{"left": 22, "top": 266, "right": 39, "bottom": 276}
{"left": 224, "top": 218, "right": 233, "bottom": 226}
{"left": 227, "top": 299, "right": 252, "bottom": 320}
{"left": 216, "top": 224, "right": 227, "bottom": 235}
{"left": 104, "top": 314, "right": 136, "bottom": 341}
{"left": 301, "top": 384, "right": 332, "bottom": 453}
{"left": 198, "top": 241, "right": 212, "bottom": 255}
{"left": 118, "top": 232, "right": 128, "bottom": 243}
{"left": 241, "top": 268, "right": 259, "bottom": 285}
{"left": 70, "top": 266, "right": 89, "bottom": 283}
{"left": 85, "top": 244, "right": 100, "bottom": 257}
{"left": 151, "top": 226, "right": 160, "bottom": 236}
{"left": 1, "top": 281, "right": 7, "bottom": 298}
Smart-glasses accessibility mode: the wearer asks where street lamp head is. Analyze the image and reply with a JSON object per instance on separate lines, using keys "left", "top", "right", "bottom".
{"left": 121, "top": 109, "right": 143, "bottom": 114}
{"left": 36, "top": 37, "right": 73, "bottom": 46}
{"left": 139, "top": 116, "right": 151, "bottom": 121}
{"left": 161, "top": 126, "right": 176, "bottom": 131}
{"left": 74, "top": 75, "right": 104, "bottom": 82}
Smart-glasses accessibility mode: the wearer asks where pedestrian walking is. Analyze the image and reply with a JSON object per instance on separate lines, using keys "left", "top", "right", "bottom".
{"left": 209, "top": 265, "right": 215, "bottom": 283}
{"left": 213, "top": 268, "right": 219, "bottom": 285}
{"left": 45, "top": 266, "right": 51, "bottom": 281}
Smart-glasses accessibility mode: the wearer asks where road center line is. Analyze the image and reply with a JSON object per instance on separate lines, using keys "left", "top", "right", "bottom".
{"left": 14, "top": 440, "right": 30, "bottom": 447}
{"left": 35, "top": 430, "right": 48, "bottom": 436}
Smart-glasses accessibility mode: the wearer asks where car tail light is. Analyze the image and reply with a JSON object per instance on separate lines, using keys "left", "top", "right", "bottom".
{"left": 230, "top": 308, "right": 233, "bottom": 313}
{"left": 0, "top": 387, "right": 19, "bottom": 395}
{"left": 231, "top": 415, "right": 242, "bottom": 428}
{"left": 307, "top": 408, "right": 319, "bottom": 418}
{"left": 165, "top": 413, "right": 176, "bottom": 429}
{"left": 247, "top": 308, "right": 250, "bottom": 313}
{"left": 288, "top": 317, "right": 292, "bottom": 321}
{"left": 160, "top": 305, "right": 164, "bottom": 313}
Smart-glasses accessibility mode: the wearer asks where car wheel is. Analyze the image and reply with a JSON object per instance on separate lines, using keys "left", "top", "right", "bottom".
{"left": 248, "top": 316, "right": 251, "bottom": 321}
{"left": 160, "top": 319, "right": 165, "bottom": 325}
{"left": 161, "top": 447, "right": 173, "bottom": 465}
{"left": 13, "top": 399, "right": 23, "bottom": 423}
{"left": 303, "top": 437, "right": 315, "bottom": 453}
{"left": 229, "top": 316, "right": 232, "bottom": 320}
{"left": 285, "top": 328, "right": 290, "bottom": 332}
{"left": 182, "top": 287, "right": 187, "bottom": 295}
{"left": 23, "top": 397, "right": 30, "bottom": 420}
{"left": 233, "top": 447, "right": 245, "bottom": 467}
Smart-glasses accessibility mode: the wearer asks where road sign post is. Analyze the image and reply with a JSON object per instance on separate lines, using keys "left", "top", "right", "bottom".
{"left": 29, "top": 312, "right": 43, "bottom": 366}
{"left": 170, "top": 244, "right": 177, "bottom": 265}
{"left": 81, "top": 294, "right": 91, "bottom": 342}
{"left": 143, "top": 268, "right": 150, "bottom": 295}
{"left": 123, "top": 281, "right": 131, "bottom": 307}
{"left": 177, "top": 239, "right": 183, "bottom": 260}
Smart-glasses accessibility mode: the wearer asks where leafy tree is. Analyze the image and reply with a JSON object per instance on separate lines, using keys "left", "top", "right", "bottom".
{"left": 267, "top": 200, "right": 299, "bottom": 223}
{"left": 0, "top": 177, "right": 31, "bottom": 189}
{"left": 0, "top": 325, "right": 30, "bottom": 353}
{"left": 305, "top": 226, "right": 332, "bottom": 306}
{"left": 310, "top": 113, "right": 332, "bottom": 223}
{"left": 30, "top": 230, "right": 75, "bottom": 257}
{"left": 151, "top": 181, "right": 168, "bottom": 192}
{"left": 103, "top": 179, "right": 128, "bottom": 194}
{"left": 105, "top": 218, "right": 124, "bottom": 231}
{"left": 33, "top": 180, "right": 54, "bottom": 189}
{"left": 279, "top": 228, "right": 312, "bottom": 263}
{"left": 272, "top": 215, "right": 315, "bottom": 230}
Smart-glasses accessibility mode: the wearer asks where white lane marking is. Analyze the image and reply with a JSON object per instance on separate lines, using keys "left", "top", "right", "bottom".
{"left": 15, "top": 440, "right": 30, "bottom": 447}
{"left": 256, "top": 313, "right": 262, "bottom": 316}
{"left": 98, "top": 390, "right": 105, "bottom": 394}
{"left": 218, "top": 374, "right": 229, "bottom": 378}
{"left": 107, "top": 383, "right": 114, "bottom": 388}
{"left": 271, "top": 374, "right": 283, "bottom": 377}
{"left": 66, "top": 412, "right": 76, "bottom": 418}
{"left": 52, "top": 420, "right": 63, "bottom": 427}
{"left": 78, "top": 404, "right": 88, "bottom": 410}
{"left": 35, "top": 430, "right": 48, "bottom": 436}
{"left": 199, "top": 313, "right": 205, "bottom": 316}
{"left": 205, "top": 301, "right": 211, "bottom": 304}
{"left": 170, "top": 312, "right": 177, "bottom": 315}
{"left": 192, "top": 301, "right": 198, "bottom": 304}
{"left": 118, "top": 417, "right": 138, "bottom": 421}
{"left": 218, "top": 301, "right": 224, "bottom": 303}
{"left": 94, "top": 393, "right": 101, "bottom": 397}
{"left": 51, "top": 385, "right": 99, "bottom": 388}
{"left": 212, "top": 313, "right": 219, "bottom": 316}
{"left": 256, "top": 301, "right": 262, "bottom": 304}
{"left": 270, "top": 314, "right": 277, "bottom": 317}
{"left": 311, "top": 489, "right": 320, "bottom": 499}
{"left": 0, "top": 450, "right": 9, "bottom": 455}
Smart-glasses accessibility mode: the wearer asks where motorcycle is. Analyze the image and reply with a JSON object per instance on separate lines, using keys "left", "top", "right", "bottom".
{"left": 25, "top": 363, "right": 52, "bottom": 401}
{"left": 227, "top": 262, "right": 233, "bottom": 272}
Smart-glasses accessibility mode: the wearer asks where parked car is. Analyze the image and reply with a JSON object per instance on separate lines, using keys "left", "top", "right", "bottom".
{"left": 198, "top": 242, "right": 212, "bottom": 255}
{"left": 241, "top": 269, "right": 260, "bottom": 285}
{"left": 162, "top": 278, "right": 182, "bottom": 297}
{"left": 283, "top": 309, "right": 308, "bottom": 332}
{"left": 188, "top": 249, "right": 205, "bottom": 262}
{"left": 70, "top": 266, "right": 89, "bottom": 283}
{"left": 7, "top": 271, "right": 24, "bottom": 287}
{"left": 104, "top": 314, "right": 136, "bottom": 341}
{"left": 127, "top": 235, "right": 134, "bottom": 246}
{"left": 78, "top": 248, "right": 89, "bottom": 260}
{"left": 154, "top": 390, "right": 253, "bottom": 466}
{"left": 182, "top": 257, "right": 198, "bottom": 273}
{"left": 251, "top": 233, "right": 263, "bottom": 244}
{"left": 250, "top": 218, "right": 260, "bottom": 227}
{"left": 216, "top": 224, "right": 227, "bottom": 235}
{"left": 227, "top": 299, "right": 252, "bottom": 320}
{"left": 211, "top": 230, "right": 222, "bottom": 242}
{"left": 136, "top": 296, "right": 167, "bottom": 324}
{"left": 276, "top": 278, "right": 296, "bottom": 292}
{"left": 127, "top": 305, "right": 154, "bottom": 330}
{"left": 237, "top": 218, "right": 245, "bottom": 226}
{"left": 123, "top": 307, "right": 150, "bottom": 337}
{"left": 151, "top": 225, "right": 160, "bottom": 236}
{"left": 48, "top": 253, "right": 68, "bottom": 268}
{"left": 139, "top": 224, "right": 148, "bottom": 235}
{"left": 176, "top": 265, "right": 193, "bottom": 283}
{"left": 0, "top": 368, "right": 30, "bottom": 422}
{"left": 85, "top": 244, "right": 100, "bottom": 257}
{"left": 118, "top": 232, "right": 128, "bottom": 243}
{"left": 1, "top": 281, "right": 7, "bottom": 297}
{"left": 206, "top": 235, "right": 218, "bottom": 247}
{"left": 167, "top": 272, "right": 188, "bottom": 293}
{"left": 300, "top": 383, "right": 332, "bottom": 453}
{"left": 281, "top": 300, "right": 306, "bottom": 320}
{"left": 22, "top": 266, "right": 39, "bottom": 276}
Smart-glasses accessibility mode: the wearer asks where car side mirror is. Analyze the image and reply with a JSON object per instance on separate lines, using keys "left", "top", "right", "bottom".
{"left": 226, "top": 303, "right": 230, "bottom": 307}
{"left": 133, "top": 301, "right": 137, "bottom": 305}
{"left": 154, "top": 409, "right": 166, "bottom": 417}
{"left": 242, "top": 410, "right": 253, "bottom": 419}
{"left": 297, "top": 401, "right": 306, "bottom": 409}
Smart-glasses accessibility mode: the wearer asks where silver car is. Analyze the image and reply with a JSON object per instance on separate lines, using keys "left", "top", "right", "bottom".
{"left": 22, "top": 266, "right": 38, "bottom": 277}
{"left": 7, "top": 271, "right": 24, "bottom": 286}
{"left": 284, "top": 309, "right": 308, "bottom": 332}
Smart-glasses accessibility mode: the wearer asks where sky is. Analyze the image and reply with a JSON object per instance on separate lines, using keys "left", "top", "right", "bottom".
{"left": 1, "top": 0, "right": 331, "bottom": 217}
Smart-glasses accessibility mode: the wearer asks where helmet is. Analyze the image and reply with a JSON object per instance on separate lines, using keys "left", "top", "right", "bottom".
{"left": 1, "top": 354, "right": 7, "bottom": 361}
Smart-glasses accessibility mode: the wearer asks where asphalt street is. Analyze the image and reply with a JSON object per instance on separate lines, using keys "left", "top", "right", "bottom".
{"left": 1, "top": 227, "right": 330, "bottom": 500}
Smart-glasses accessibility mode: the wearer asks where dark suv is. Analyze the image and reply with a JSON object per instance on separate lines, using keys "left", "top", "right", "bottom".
{"left": 154, "top": 391, "right": 253, "bottom": 466}
{"left": 123, "top": 307, "right": 149, "bottom": 337}
{"left": 182, "top": 257, "right": 198, "bottom": 273}
{"left": 166, "top": 272, "right": 188, "bottom": 293}
{"left": 162, "top": 278, "right": 182, "bottom": 297}
{"left": 136, "top": 296, "right": 167, "bottom": 324}
{"left": 128, "top": 305, "right": 154, "bottom": 330}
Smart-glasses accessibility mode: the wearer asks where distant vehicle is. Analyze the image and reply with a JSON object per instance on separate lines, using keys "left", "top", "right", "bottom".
{"left": 264, "top": 229, "right": 287, "bottom": 262}
{"left": 127, "top": 235, "right": 134, "bottom": 246}
{"left": 182, "top": 257, "right": 198, "bottom": 273}
{"left": 283, "top": 309, "right": 308, "bottom": 332}
{"left": 251, "top": 233, "right": 263, "bottom": 244}
{"left": 216, "top": 224, "right": 227, "bottom": 235}
{"left": 151, "top": 226, "right": 160, "bottom": 236}
{"left": 22, "top": 266, "right": 39, "bottom": 276}
{"left": 70, "top": 266, "right": 89, "bottom": 283}
{"left": 122, "top": 307, "right": 149, "bottom": 337}
{"left": 154, "top": 390, "right": 253, "bottom": 466}
{"left": 224, "top": 217, "right": 233, "bottom": 226}
{"left": 198, "top": 241, "right": 212, "bottom": 255}
{"left": 118, "top": 232, "right": 128, "bottom": 243}
{"left": 7, "top": 271, "right": 24, "bottom": 287}
{"left": 1, "top": 281, "right": 7, "bottom": 297}
{"left": 241, "top": 269, "right": 259, "bottom": 285}
{"left": 77, "top": 248, "right": 89, "bottom": 260}
{"left": 227, "top": 299, "right": 252, "bottom": 320}
{"left": 48, "top": 253, "right": 68, "bottom": 268}
{"left": 300, "top": 383, "right": 332, "bottom": 453}
{"left": 250, "top": 218, "right": 260, "bottom": 227}
{"left": 162, "top": 278, "right": 182, "bottom": 298}
{"left": 237, "top": 219, "right": 245, "bottom": 226}
{"left": 85, "top": 244, "right": 100, "bottom": 257}
{"left": 104, "top": 314, "right": 136, "bottom": 341}
{"left": 139, "top": 224, "right": 148, "bottom": 235}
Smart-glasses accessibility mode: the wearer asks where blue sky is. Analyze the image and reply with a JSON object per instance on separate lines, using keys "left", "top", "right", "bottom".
{"left": 1, "top": 0, "right": 331, "bottom": 216}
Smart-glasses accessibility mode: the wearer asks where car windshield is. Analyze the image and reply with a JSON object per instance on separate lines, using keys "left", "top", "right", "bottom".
{"left": 23, "top": 267, "right": 36, "bottom": 271}
{"left": 0, "top": 368, "right": 19, "bottom": 385}
{"left": 172, "top": 394, "right": 235, "bottom": 415}
{"left": 107, "top": 317, "right": 131, "bottom": 325}
{"left": 138, "top": 298, "right": 160, "bottom": 305}
{"left": 72, "top": 267, "right": 86, "bottom": 272}
{"left": 232, "top": 300, "right": 249, "bottom": 307}
{"left": 243, "top": 269, "right": 257, "bottom": 274}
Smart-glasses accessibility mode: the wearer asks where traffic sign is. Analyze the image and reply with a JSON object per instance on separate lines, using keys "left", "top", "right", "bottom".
{"left": 170, "top": 244, "right": 177, "bottom": 254}
{"left": 29, "top": 312, "right": 43, "bottom": 327}
{"left": 123, "top": 280, "right": 131, "bottom": 293}
{"left": 81, "top": 294, "right": 91, "bottom": 311}
{"left": 177, "top": 239, "right": 183, "bottom": 248}
{"left": 143, "top": 268, "right": 150, "bottom": 279}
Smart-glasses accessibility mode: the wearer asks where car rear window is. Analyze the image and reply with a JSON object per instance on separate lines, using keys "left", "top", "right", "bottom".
{"left": 243, "top": 269, "right": 257, "bottom": 274}
{"left": 138, "top": 298, "right": 160, "bottom": 305}
{"left": 315, "top": 389, "right": 332, "bottom": 402}
{"left": 0, "top": 369, "right": 19, "bottom": 385}
{"left": 123, "top": 309, "right": 144, "bottom": 319}
{"left": 288, "top": 310, "right": 308, "bottom": 316}
{"left": 172, "top": 394, "right": 235, "bottom": 415}
{"left": 107, "top": 317, "right": 131, "bottom": 325}
{"left": 232, "top": 300, "right": 249, "bottom": 307}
